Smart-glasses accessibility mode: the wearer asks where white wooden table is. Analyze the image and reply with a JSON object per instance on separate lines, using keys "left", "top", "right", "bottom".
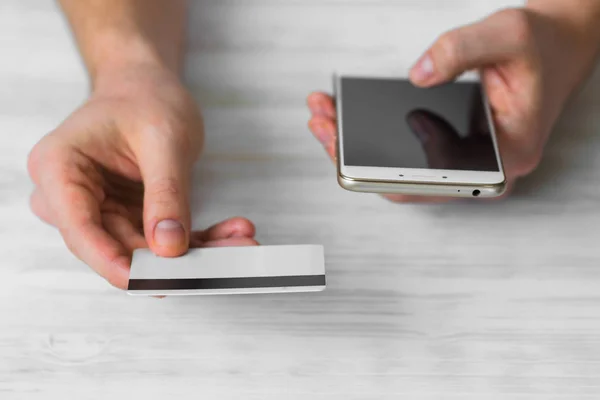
{"left": 2, "top": 0, "right": 600, "bottom": 398}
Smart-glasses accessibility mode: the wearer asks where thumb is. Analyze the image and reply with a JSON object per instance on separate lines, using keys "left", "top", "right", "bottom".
{"left": 137, "top": 136, "right": 193, "bottom": 257}
{"left": 409, "top": 9, "right": 530, "bottom": 87}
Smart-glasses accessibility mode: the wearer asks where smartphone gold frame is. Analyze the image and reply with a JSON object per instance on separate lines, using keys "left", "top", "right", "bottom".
{"left": 334, "top": 74, "right": 507, "bottom": 198}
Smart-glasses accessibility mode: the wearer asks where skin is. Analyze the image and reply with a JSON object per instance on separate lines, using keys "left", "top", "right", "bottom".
{"left": 308, "top": 0, "right": 600, "bottom": 203}
{"left": 28, "top": 0, "right": 600, "bottom": 289}
{"left": 27, "top": 0, "right": 257, "bottom": 290}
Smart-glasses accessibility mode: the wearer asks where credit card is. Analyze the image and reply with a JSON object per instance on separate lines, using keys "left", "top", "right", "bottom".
{"left": 127, "top": 245, "right": 325, "bottom": 296}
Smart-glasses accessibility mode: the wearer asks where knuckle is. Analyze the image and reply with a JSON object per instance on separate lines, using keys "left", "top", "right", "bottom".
{"left": 29, "top": 191, "right": 43, "bottom": 219}
{"left": 147, "top": 177, "right": 182, "bottom": 201}
{"left": 26, "top": 149, "right": 37, "bottom": 180}
{"left": 141, "top": 121, "right": 197, "bottom": 160}
{"left": 26, "top": 142, "right": 45, "bottom": 183}
{"left": 497, "top": 8, "right": 535, "bottom": 50}
{"left": 27, "top": 138, "right": 66, "bottom": 184}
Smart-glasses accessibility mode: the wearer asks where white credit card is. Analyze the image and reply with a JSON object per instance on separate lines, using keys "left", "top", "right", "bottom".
{"left": 127, "top": 245, "right": 325, "bottom": 296}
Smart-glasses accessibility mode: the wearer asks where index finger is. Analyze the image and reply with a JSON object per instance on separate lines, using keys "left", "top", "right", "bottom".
{"left": 39, "top": 152, "right": 130, "bottom": 289}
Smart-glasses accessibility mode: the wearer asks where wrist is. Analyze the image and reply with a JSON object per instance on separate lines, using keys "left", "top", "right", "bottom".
{"left": 86, "top": 29, "right": 180, "bottom": 92}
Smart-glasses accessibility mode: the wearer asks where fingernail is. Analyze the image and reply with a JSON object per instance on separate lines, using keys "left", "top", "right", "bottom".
{"left": 154, "top": 219, "right": 185, "bottom": 247}
{"left": 411, "top": 54, "right": 434, "bottom": 82}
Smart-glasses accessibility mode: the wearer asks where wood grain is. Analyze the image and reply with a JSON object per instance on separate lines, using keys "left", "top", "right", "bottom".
{"left": 3, "top": 0, "right": 600, "bottom": 398}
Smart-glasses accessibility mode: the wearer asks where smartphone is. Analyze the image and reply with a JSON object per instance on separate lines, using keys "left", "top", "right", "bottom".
{"left": 334, "top": 75, "right": 506, "bottom": 198}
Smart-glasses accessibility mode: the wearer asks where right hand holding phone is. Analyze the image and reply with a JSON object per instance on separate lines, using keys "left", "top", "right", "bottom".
{"left": 307, "top": 7, "right": 599, "bottom": 202}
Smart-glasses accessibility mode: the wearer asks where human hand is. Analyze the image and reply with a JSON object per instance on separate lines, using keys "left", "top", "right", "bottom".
{"left": 308, "top": 7, "right": 599, "bottom": 202}
{"left": 27, "top": 64, "right": 257, "bottom": 289}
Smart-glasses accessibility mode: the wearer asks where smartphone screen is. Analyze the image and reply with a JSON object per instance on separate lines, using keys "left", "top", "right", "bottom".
{"left": 339, "top": 77, "right": 501, "bottom": 172}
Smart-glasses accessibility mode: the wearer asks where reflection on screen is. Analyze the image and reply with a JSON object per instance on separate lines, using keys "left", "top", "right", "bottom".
{"left": 340, "top": 78, "right": 500, "bottom": 172}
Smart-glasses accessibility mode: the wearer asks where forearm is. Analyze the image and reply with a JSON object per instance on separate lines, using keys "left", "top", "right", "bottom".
{"left": 58, "top": 0, "right": 187, "bottom": 87}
